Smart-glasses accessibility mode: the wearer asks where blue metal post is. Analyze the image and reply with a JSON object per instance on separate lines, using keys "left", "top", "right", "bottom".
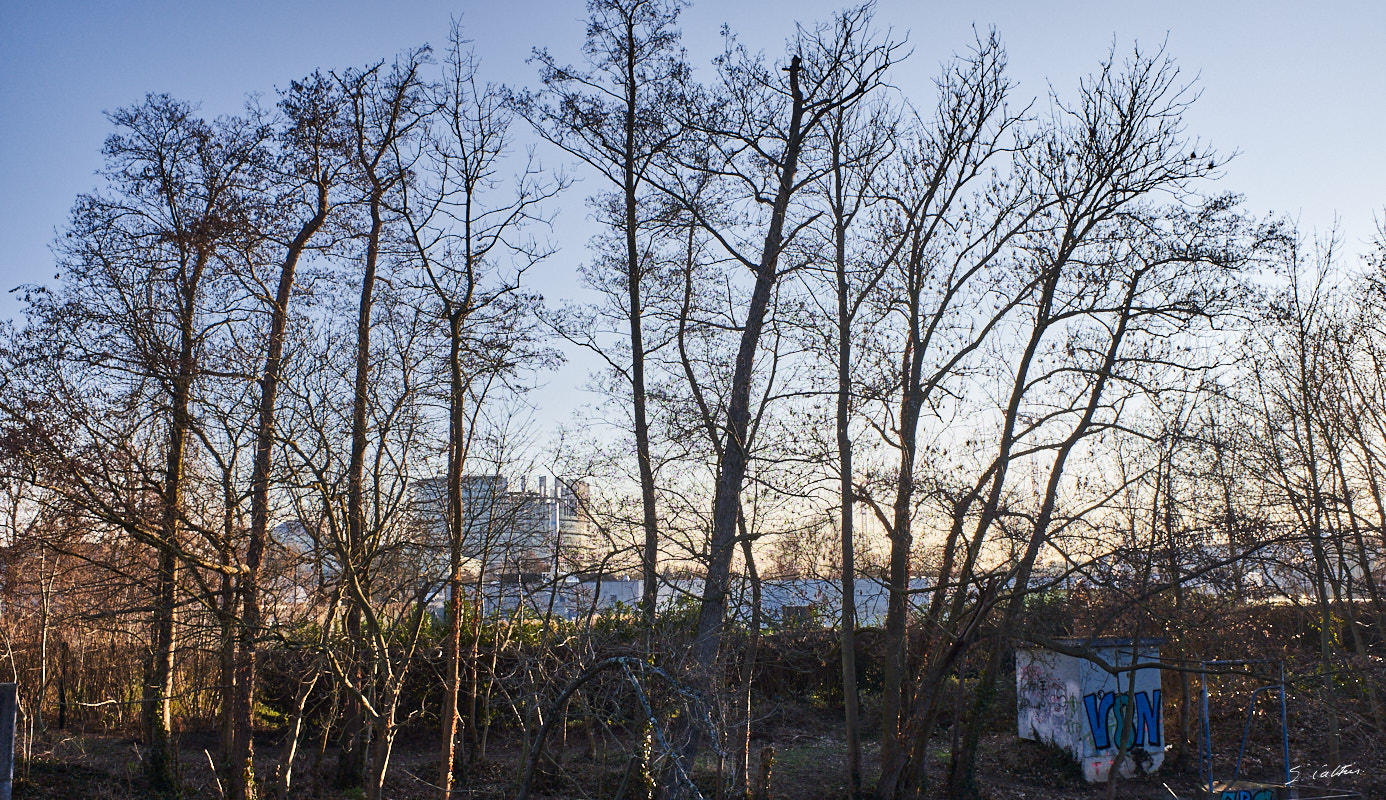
{"left": 0, "top": 682, "right": 15, "bottom": 800}
{"left": 1200, "top": 667, "right": 1212, "bottom": 795}
{"left": 1279, "top": 662, "right": 1289, "bottom": 788}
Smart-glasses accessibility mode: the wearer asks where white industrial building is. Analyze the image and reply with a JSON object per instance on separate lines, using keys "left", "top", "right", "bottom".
{"left": 411, "top": 474, "right": 594, "bottom": 577}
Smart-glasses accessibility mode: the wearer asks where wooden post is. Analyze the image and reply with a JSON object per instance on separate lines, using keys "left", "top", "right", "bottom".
{"left": 0, "top": 683, "right": 17, "bottom": 800}
{"left": 752, "top": 744, "right": 774, "bottom": 800}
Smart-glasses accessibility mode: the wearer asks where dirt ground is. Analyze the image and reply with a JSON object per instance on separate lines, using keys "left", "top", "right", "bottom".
{"left": 13, "top": 712, "right": 1384, "bottom": 799}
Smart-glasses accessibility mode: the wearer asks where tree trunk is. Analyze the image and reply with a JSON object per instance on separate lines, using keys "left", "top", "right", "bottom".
{"left": 274, "top": 672, "right": 320, "bottom": 800}
{"left": 692, "top": 53, "right": 805, "bottom": 675}
{"left": 831, "top": 122, "right": 863, "bottom": 800}
{"left": 440, "top": 318, "right": 469, "bottom": 798}
{"left": 146, "top": 248, "right": 211, "bottom": 793}
{"left": 686, "top": 56, "right": 807, "bottom": 791}
{"left": 232, "top": 183, "right": 330, "bottom": 800}
{"left": 144, "top": 545, "right": 178, "bottom": 792}
{"left": 734, "top": 520, "right": 762, "bottom": 799}
{"left": 881, "top": 328, "right": 923, "bottom": 777}
{"left": 618, "top": 19, "right": 662, "bottom": 633}
{"left": 338, "top": 171, "right": 385, "bottom": 791}
{"left": 365, "top": 707, "right": 397, "bottom": 800}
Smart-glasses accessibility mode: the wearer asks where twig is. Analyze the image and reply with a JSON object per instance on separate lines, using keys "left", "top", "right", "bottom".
{"left": 205, "top": 749, "right": 224, "bottom": 799}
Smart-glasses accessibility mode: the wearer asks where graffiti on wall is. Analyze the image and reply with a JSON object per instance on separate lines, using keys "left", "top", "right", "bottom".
{"left": 1217, "top": 790, "right": 1274, "bottom": 800}
{"left": 1017, "top": 662, "right": 1086, "bottom": 745}
{"left": 1018, "top": 663, "right": 1067, "bottom": 719}
{"left": 1016, "top": 646, "right": 1166, "bottom": 782}
{"left": 1082, "top": 689, "right": 1161, "bottom": 751}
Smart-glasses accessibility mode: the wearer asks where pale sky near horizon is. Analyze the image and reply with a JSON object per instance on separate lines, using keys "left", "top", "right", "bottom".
{"left": 2, "top": 1, "right": 1382, "bottom": 426}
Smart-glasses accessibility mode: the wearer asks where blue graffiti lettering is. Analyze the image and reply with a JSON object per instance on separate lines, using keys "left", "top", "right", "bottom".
{"left": 1083, "top": 689, "right": 1162, "bottom": 751}
{"left": 1135, "top": 689, "right": 1161, "bottom": 747}
{"left": 1084, "top": 692, "right": 1116, "bottom": 749}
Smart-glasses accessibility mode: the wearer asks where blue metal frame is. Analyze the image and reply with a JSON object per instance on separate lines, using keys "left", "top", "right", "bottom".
{"left": 1198, "top": 659, "right": 1289, "bottom": 795}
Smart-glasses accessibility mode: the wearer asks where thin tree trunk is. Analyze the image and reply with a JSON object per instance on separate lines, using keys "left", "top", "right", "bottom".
{"left": 339, "top": 144, "right": 388, "bottom": 787}
{"left": 468, "top": 568, "right": 488, "bottom": 758}
{"left": 831, "top": 120, "right": 863, "bottom": 800}
{"left": 1297, "top": 327, "right": 1342, "bottom": 770}
{"left": 231, "top": 181, "right": 330, "bottom": 800}
{"left": 685, "top": 58, "right": 807, "bottom": 793}
{"left": 946, "top": 274, "right": 1141, "bottom": 799}
{"left": 37, "top": 567, "right": 50, "bottom": 734}
{"left": 440, "top": 318, "right": 469, "bottom": 798}
{"left": 145, "top": 545, "right": 178, "bottom": 791}
{"left": 146, "top": 248, "right": 211, "bottom": 793}
{"left": 618, "top": 18, "right": 661, "bottom": 632}
{"left": 274, "top": 672, "right": 320, "bottom": 800}
{"left": 56, "top": 637, "right": 68, "bottom": 731}
{"left": 692, "top": 53, "right": 805, "bottom": 674}
{"left": 734, "top": 518, "right": 762, "bottom": 799}
{"left": 1323, "top": 437, "right": 1386, "bottom": 732}
{"left": 365, "top": 706, "right": 398, "bottom": 800}
{"left": 219, "top": 476, "right": 239, "bottom": 766}
{"left": 881, "top": 324, "right": 923, "bottom": 776}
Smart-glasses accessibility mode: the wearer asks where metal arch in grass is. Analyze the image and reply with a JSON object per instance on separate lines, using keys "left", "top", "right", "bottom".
{"left": 515, "top": 656, "right": 717, "bottom": 800}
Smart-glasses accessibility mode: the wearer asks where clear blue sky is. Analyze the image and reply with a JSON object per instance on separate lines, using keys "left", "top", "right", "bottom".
{"left": 2, "top": 1, "right": 1381, "bottom": 338}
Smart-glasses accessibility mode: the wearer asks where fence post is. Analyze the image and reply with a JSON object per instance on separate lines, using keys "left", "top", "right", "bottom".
{"left": 0, "top": 682, "right": 16, "bottom": 800}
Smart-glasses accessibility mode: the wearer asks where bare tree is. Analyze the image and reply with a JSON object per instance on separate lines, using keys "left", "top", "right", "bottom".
{"left": 644, "top": 5, "right": 899, "bottom": 789}
{"left": 833, "top": 42, "right": 1243, "bottom": 797}
{"left": 398, "top": 27, "right": 565, "bottom": 797}
{"left": 17, "top": 95, "right": 271, "bottom": 793}
{"left": 834, "top": 35, "right": 1034, "bottom": 789}
{"left": 940, "top": 54, "right": 1238, "bottom": 797}
{"left": 520, "top": 0, "right": 690, "bottom": 628}
{"left": 274, "top": 278, "right": 441, "bottom": 800}
{"left": 230, "top": 72, "right": 349, "bottom": 800}
{"left": 681, "top": 0, "right": 894, "bottom": 670}
{"left": 333, "top": 50, "right": 430, "bottom": 790}
{"left": 797, "top": 79, "right": 897, "bottom": 797}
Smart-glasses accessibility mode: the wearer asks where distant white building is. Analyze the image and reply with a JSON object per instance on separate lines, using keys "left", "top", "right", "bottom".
{"left": 412, "top": 474, "right": 594, "bottom": 577}
{"left": 462, "top": 575, "right": 934, "bottom": 625}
